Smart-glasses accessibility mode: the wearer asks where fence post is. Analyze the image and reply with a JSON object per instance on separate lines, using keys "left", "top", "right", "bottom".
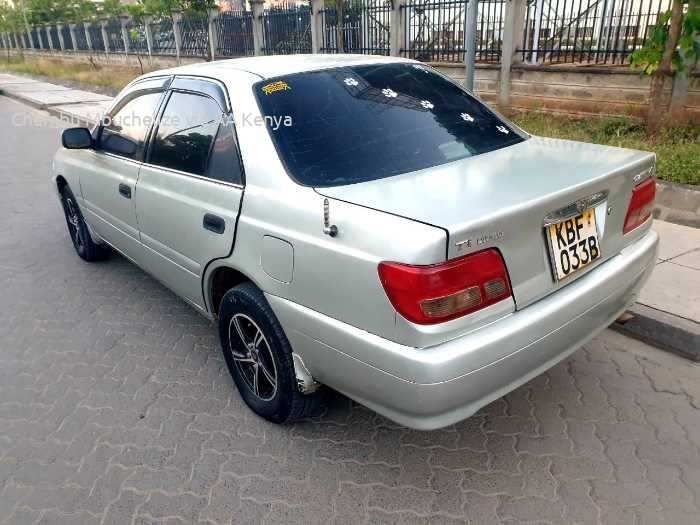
{"left": 464, "top": 0, "right": 478, "bottom": 91}
{"left": 100, "top": 18, "right": 110, "bottom": 54}
{"left": 120, "top": 16, "right": 131, "bottom": 55}
{"left": 144, "top": 16, "right": 154, "bottom": 63}
{"left": 310, "top": 0, "right": 324, "bottom": 54}
{"left": 69, "top": 23, "right": 78, "bottom": 51}
{"left": 84, "top": 22, "right": 93, "bottom": 52}
{"left": 207, "top": 8, "right": 218, "bottom": 61}
{"left": 389, "top": 0, "right": 405, "bottom": 57}
{"left": 57, "top": 23, "right": 65, "bottom": 51}
{"left": 45, "top": 25, "right": 54, "bottom": 52}
{"left": 171, "top": 11, "right": 182, "bottom": 65}
{"left": 499, "top": 0, "right": 526, "bottom": 109}
{"left": 250, "top": 0, "right": 265, "bottom": 56}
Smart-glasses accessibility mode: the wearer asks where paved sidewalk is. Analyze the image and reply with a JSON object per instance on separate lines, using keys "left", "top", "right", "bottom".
{"left": 1, "top": 70, "right": 697, "bottom": 355}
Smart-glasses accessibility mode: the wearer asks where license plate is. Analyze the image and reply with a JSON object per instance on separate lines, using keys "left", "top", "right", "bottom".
{"left": 547, "top": 208, "right": 601, "bottom": 281}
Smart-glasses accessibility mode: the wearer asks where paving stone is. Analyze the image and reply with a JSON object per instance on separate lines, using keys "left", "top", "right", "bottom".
{"left": 0, "top": 93, "right": 699, "bottom": 523}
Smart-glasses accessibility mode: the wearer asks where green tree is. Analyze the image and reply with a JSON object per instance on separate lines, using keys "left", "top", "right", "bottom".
{"left": 631, "top": 0, "right": 700, "bottom": 132}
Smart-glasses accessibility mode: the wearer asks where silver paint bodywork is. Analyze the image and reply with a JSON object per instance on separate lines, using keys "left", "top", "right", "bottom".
{"left": 53, "top": 55, "right": 658, "bottom": 429}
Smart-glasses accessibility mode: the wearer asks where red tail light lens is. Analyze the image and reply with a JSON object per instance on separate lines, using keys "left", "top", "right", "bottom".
{"left": 623, "top": 177, "right": 656, "bottom": 234}
{"left": 378, "top": 248, "right": 512, "bottom": 325}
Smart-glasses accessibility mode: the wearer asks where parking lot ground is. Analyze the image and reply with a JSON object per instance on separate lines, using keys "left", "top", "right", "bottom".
{"left": 2, "top": 96, "right": 700, "bottom": 525}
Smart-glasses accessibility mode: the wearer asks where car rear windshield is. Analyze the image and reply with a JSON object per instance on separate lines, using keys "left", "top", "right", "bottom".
{"left": 253, "top": 63, "right": 525, "bottom": 187}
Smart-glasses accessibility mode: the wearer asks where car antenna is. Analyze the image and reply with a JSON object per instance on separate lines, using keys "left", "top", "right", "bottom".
{"left": 323, "top": 198, "right": 338, "bottom": 238}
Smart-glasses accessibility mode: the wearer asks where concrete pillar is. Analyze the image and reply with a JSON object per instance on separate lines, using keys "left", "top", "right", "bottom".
{"left": 499, "top": 0, "right": 527, "bottom": 108}
{"left": 144, "top": 16, "right": 154, "bottom": 63}
{"left": 57, "top": 24, "right": 65, "bottom": 51}
{"left": 171, "top": 11, "right": 183, "bottom": 64}
{"left": 100, "top": 19, "right": 110, "bottom": 54}
{"left": 47, "top": 25, "right": 55, "bottom": 51}
{"left": 389, "top": 0, "right": 405, "bottom": 57}
{"left": 669, "top": 0, "right": 699, "bottom": 119}
{"left": 69, "top": 23, "right": 78, "bottom": 51}
{"left": 120, "top": 16, "right": 131, "bottom": 55}
{"left": 84, "top": 23, "right": 93, "bottom": 52}
{"left": 310, "top": 0, "right": 324, "bottom": 54}
{"left": 208, "top": 8, "right": 219, "bottom": 61}
{"left": 250, "top": 0, "right": 265, "bottom": 56}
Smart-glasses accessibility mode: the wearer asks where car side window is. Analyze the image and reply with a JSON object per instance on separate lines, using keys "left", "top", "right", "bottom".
{"left": 149, "top": 92, "right": 220, "bottom": 177}
{"left": 206, "top": 122, "right": 244, "bottom": 185}
{"left": 98, "top": 91, "right": 163, "bottom": 161}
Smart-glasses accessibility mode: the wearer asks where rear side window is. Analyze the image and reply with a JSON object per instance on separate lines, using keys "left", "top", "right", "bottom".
{"left": 254, "top": 63, "right": 525, "bottom": 187}
{"left": 149, "top": 92, "right": 221, "bottom": 176}
{"left": 206, "top": 122, "right": 244, "bottom": 185}
{"left": 99, "top": 91, "right": 163, "bottom": 160}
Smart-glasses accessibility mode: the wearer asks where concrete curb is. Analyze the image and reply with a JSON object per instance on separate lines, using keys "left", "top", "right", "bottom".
{"left": 654, "top": 180, "right": 700, "bottom": 229}
{"left": 612, "top": 304, "right": 700, "bottom": 362}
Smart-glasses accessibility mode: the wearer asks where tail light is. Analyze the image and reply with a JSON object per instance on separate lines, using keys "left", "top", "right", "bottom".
{"left": 378, "top": 248, "right": 512, "bottom": 325}
{"left": 623, "top": 177, "right": 656, "bottom": 234}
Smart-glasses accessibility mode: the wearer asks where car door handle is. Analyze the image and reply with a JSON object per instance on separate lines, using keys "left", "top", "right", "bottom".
{"left": 118, "top": 183, "right": 131, "bottom": 199}
{"left": 203, "top": 213, "right": 225, "bottom": 234}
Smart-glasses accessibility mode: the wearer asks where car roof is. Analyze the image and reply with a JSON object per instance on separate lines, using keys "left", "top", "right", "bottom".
{"left": 142, "top": 54, "right": 416, "bottom": 81}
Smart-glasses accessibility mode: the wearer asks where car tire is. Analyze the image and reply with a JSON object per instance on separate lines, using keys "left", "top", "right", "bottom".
{"left": 218, "top": 282, "right": 326, "bottom": 423}
{"left": 60, "top": 185, "right": 110, "bottom": 262}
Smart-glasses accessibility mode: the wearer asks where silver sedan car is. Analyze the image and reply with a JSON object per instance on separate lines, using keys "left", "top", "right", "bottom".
{"left": 53, "top": 55, "right": 658, "bottom": 430}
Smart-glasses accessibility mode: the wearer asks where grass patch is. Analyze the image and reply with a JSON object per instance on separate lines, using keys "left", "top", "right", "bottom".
{"left": 0, "top": 57, "right": 145, "bottom": 92}
{"left": 512, "top": 111, "right": 700, "bottom": 185}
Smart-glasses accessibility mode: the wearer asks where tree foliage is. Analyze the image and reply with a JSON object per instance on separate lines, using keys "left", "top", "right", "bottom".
{"left": 631, "top": 0, "right": 700, "bottom": 75}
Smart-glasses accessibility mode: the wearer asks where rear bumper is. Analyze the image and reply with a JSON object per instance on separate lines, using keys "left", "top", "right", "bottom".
{"left": 267, "top": 229, "right": 658, "bottom": 430}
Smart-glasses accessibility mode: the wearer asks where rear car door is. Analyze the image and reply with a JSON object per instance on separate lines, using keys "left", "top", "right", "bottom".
{"left": 79, "top": 77, "right": 169, "bottom": 265}
{"left": 135, "top": 78, "right": 244, "bottom": 310}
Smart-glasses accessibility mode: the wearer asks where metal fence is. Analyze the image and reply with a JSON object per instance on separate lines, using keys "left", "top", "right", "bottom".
{"left": 125, "top": 20, "right": 149, "bottom": 54}
{"left": 3, "top": 0, "right": 680, "bottom": 66}
{"left": 150, "top": 18, "right": 176, "bottom": 55}
{"left": 215, "top": 10, "right": 255, "bottom": 57}
{"left": 88, "top": 24, "right": 105, "bottom": 52}
{"left": 321, "top": 0, "right": 391, "bottom": 55}
{"left": 105, "top": 20, "right": 124, "bottom": 53}
{"left": 61, "top": 25, "right": 73, "bottom": 50}
{"left": 521, "top": 0, "right": 674, "bottom": 65}
{"left": 178, "top": 13, "right": 210, "bottom": 58}
{"left": 262, "top": 3, "right": 312, "bottom": 55}
{"left": 403, "top": 0, "right": 505, "bottom": 63}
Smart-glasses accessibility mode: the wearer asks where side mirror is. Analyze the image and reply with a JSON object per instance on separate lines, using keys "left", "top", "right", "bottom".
{"left": 62, "top": 127, "right": 92, "bottom": 149}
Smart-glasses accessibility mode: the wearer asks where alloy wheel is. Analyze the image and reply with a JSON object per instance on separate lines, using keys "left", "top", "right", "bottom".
{"left": 228, "top": 313, "right": 278, "bottom": 401}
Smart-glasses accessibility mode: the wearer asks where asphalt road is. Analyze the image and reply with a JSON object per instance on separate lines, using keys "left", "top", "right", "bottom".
{"left": 1, "top": 95, "right": 700, "bottom": 525}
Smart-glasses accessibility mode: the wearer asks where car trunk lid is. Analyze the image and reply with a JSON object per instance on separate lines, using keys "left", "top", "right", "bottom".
{"left": 317, "top": 137, "right": 655, "bottom": 309}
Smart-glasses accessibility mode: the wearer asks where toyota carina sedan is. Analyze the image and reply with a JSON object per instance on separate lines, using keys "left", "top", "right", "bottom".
{"left": 53, "top": 55, "right": 658, "bottom": 430}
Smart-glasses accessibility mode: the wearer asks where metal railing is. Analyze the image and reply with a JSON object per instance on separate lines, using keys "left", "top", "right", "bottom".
{"left": 1, "top": 0, "right": 680, "bottom": 66}
{"left": 403, "top": 0, "right": 504, "bottom": 63}
{"left": 321, "top": 0, "right": 391, "bottom": 55}
{"left": 521, "top": 0, "right": 674, "bottom": 65}
{"left": 178, "top": 13, "right": 210, "bottom": 58}
{"left": 150, "top": 18, "right": 176, "bottom": 55}
{"left": 215, "top": 10, "right": 255, "bottom": 57}
{"left": 261, "top": 3, "right": 312, "bottom": 55}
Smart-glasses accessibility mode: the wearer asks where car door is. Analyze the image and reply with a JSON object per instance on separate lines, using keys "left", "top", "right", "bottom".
{"left": 79, "top": 77, "right": 169, "bottom": 266}
{"left": 135, "top": 78, "right": 244, "bottom": 310}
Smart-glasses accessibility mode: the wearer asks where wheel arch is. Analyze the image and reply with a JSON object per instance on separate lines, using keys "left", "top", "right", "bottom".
{"left": 205, "top": 263, "right": 256, "bottom": 317}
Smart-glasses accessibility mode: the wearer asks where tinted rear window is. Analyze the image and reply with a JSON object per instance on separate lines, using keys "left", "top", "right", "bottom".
{"left": 254, "top": 63, "right": 525, "bottom": 187}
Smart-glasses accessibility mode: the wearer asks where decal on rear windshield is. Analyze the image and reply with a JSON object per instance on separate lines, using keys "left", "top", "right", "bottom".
{"left": 262, "top": 80, "right": 291, "bottom": 95}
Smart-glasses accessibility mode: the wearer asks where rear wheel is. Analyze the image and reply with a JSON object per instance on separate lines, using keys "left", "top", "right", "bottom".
{"left": 60, "top": 185, "right": 110, "bottom": 262}
{"left": 218, "top": 282, "right": 326, "bottom": 423}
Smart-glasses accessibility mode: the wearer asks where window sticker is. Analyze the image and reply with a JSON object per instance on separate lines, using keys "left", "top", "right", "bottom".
{"left": 382, "top": 88, "right": 398, "bottom": 98}
{"left": 420, "top": 100, "right": 434, "bottom": 110}
{"left": 496, "top": 125, "right": 510, "bottom": 134}
{"left": 344, "top": 77, "right": 359, "bottom": 87}
{"left": 460, "top": 112, "right": 475, "bottom": 122}
{"left": 262, "top": 81, "right": 291, "bottom": 95}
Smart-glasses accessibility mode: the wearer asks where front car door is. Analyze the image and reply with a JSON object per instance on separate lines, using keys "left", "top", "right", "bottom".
{"left": 135, "top": 77, "right": 244, "bottom": 310}
{"left": 79, "top": 76, "right": 170, "bottom": 266}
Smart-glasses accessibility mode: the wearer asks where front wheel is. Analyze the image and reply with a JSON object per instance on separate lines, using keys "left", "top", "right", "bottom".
{"left": 218, "top": 282, "right": 326, "bottom": 423}
{"left": 60, "top": 185, "right": 110, "bottom": 262}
